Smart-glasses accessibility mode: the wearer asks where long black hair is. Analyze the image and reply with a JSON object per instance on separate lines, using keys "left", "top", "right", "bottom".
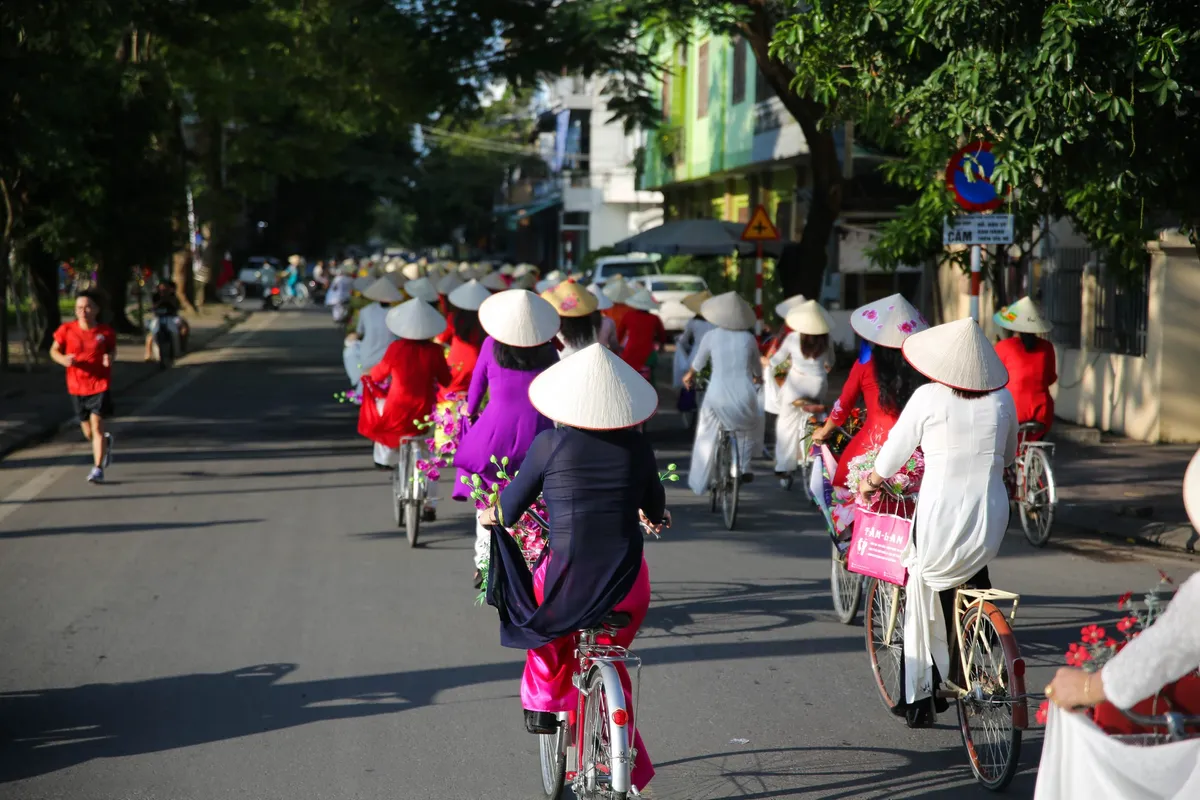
{"left": 1018, "top": 332, "right": 1041, "bottom": 351}
{"left": 872, "top": 345, "right": 924, "bottom": 414}
{"left": 559, "top": 312, "right": 600, "bottom": 349}
{"left": 493, "top": 340, "right": 559, "bottom": 371}
{"left": 800, "top": 333, "right": 829, "bottom": 360}
{"left": 452, "top": 308, "right": 484, "bottom": 346}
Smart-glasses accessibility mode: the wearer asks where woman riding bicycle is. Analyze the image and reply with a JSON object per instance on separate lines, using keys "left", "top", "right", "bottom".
{"left": 682, "top": 291, "right": 764, "bottom": 494}
{"left": 812, "top": 294, "right": 927, "bottom": 539}
{"left": 767, "top": 299, "right": 835, "bottom": 485}
{"left": 479, "top": 343, "right": 667, "bottom": 794}
{"left": 542, "top": 280, "right": 603, "bottom": 358}
{"left": 858, "top": 318, "right": 1018, "bottom": 727}
{"left": 992, "top": 296, "right": 1057, "bottom": 441}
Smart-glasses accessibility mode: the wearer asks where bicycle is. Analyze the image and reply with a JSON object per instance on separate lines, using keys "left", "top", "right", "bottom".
{"left": 1008, "top": 421, "right": 1057, "bottom": 547}
{"left": 864, "top": 577, "right": 1028, "bottom": 791}
{"left": 799, "top": 417, "right": 861, "bottom": 625}
{"left": 1114, "top": 709, "right": 1200, "bottom": 745}
{"left": 709, "top": 426, "right": 740, "bottom": 530}
{"left": 393, "top": 437, "right": 428, "bottom": 547}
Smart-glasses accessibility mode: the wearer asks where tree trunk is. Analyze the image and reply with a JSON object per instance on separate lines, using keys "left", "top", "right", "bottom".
{"left": 23, "top": 239, "right": 62, "bottom": 351}
{"left": 171, "top": 249, "right": 197, "bottom": 312}
{"left": 96, "top": 252, "right": 136, "bottom": 333}
{"left": 739, "top": 7, "right": 843, "bottom": 300}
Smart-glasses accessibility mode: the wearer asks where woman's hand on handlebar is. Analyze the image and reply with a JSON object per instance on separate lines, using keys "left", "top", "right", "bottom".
{"left": 640, "top": 509, "right": 671, "bottom": 535}
{"left": 1045, "top": 666, "right": 1105, "bottom": 710}
{"left": 477, "top": 505, "right": 500, "bottom": 527}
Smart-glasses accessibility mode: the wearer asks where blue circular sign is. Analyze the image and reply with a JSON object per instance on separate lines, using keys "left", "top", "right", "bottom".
{"left": 945, "top": 142, "right": 1004, "bottom": 212}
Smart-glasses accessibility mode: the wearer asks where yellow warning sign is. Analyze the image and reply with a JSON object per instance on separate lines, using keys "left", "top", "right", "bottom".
{"left": 740, "top": 204, "right": 780, "bottom": 241}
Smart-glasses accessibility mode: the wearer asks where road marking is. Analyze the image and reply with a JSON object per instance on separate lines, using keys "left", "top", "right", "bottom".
{"left": 0, "top": 312, "right": 276, "bottom": 525}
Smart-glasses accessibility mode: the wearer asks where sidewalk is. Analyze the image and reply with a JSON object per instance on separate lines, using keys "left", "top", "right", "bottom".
{"left": 1052, "top": 422, "right": 1198, "bottom": 553}
{"left": 0, "top": 305, "right": 249, "bottom": 460}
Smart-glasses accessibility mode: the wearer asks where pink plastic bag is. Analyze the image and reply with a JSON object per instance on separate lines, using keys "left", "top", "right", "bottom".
{"left": 847, "top": 506, "right": 911, "bottom": 585}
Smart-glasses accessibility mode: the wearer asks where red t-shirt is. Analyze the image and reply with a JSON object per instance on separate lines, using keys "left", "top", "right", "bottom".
{"left": 53, "top": 321, "right": 116, "bottom": 396}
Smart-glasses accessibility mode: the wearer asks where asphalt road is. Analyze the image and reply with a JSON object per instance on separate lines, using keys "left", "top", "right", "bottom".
{"left": 0, "top": 309, "right": 1195, "bottom": 800}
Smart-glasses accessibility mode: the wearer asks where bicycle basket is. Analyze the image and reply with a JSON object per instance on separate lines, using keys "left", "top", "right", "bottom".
{"left": 847, "top": 490, "right": 915, "bottom": 586}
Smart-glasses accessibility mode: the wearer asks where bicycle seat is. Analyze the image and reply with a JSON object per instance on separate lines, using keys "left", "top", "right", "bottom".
{"left": 599, "top": 611, "right": 633, "bottom": 629}
{"left": 1018, "top": 421, "right": 1045, "bottom": 434}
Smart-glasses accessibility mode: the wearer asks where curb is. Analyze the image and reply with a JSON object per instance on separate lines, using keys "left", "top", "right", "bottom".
{"left": 1055, "top": 503, "right": 1198, "bottom": 555}
{"left": 0, "top": 308, "right": 251, "bottom": 462}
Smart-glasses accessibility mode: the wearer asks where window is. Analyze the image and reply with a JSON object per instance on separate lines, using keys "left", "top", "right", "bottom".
{"left": 647, "top": 277, "right": 708, "bottom": 293}
{"left": 755, "top": 63, "right": 772, "bottom": 103}
{"left": 697, "top": 41, "right": 710, "bottom": 119}
{"left": 732, "top": 38, "right": 747, "bottom": 104}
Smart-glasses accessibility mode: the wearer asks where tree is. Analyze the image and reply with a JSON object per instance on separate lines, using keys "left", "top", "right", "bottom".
{"left": 771, "top": 0, "right": 1200, "bottom": 277}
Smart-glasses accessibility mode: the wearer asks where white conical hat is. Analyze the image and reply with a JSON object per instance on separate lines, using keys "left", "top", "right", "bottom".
{"left": 545, "top": 270, "right": 564, "bottom": 282}
{"left": 994, "top": 296, "right": 1052, "bottom": 334}
{"left": 681, "top": 290, "right": 712, "bottom": 315}
{"left": 435, "top": 272, "right": 465, "bottom": 296}
{"left": 528, "top": 344, "right": 658, "bottom": 430}
{"left": 513, "top": 263, "right": 537, "bottom": 278}
{"left": 362, "top": 276, "right": 404, "bottom": 304}
{"left": 1184, "top": 449, "right": 1200, "bottom": 532}
{"left": 700, "top": 291, "right": 756, "bottom": 331}
{"left": 352, "top": 275, "right": 373, "bottom": 293}
{"left": 401, "top": 262, "right": 422, "bottom": 281}
{"left": 902, "top": 318, "right": 1009, "bottom": 391}
{"left": 785, "top": 299, "right": 834, "bottom": 335}
{"left": 480, "top": 272, "right": 508, "bottom": 291}
{"left": 850, "top": 293, "right": 929, "bottom": 348}
{"left": 543, "top": 281, "right": 598, "bottom": 318}
{"left": 588, "top": 284, "right": 613, "bottom": 310}
{"left": 385, "top": 298, "right": 447, "bottom": 341}
{"left": 511, "top": 273, "right": 537, "bottom": 291}
{"left": 404, "top": 277, "right": 438, "bottom": 303}
{"left": 447, "top": 279, "right": 492, "bottom": 311}
{"left": 499, "top": 264, "right": 516, "bottom": 276}
{"left": 534, "top": 277, "right": 562, "bottom": 294}
{"left": 775, "top": 293, "right": 806, "bottom": 319}
{"left": 603, "top": 276, "right": 637, "bottom": 304}
{"left": 625, "top": 287, "right": 661, "bottom": 311}
{"left": 478, "top": 289, "right": 561, "bottom": 346}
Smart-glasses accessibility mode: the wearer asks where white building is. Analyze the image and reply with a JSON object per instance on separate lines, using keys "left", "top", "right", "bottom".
{"left": 543, "top": 76, "right": 664, "bottom": 269}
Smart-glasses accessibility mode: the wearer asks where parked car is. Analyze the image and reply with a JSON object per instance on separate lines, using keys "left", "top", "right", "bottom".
{"left": 632, "top": 274, "right": 710, "bottom": 332}
{"left": 585, "top": 254, "right": 661, "bottom": 290}
{"left": 236, "top": 256, "right": 281, "bottom": 298}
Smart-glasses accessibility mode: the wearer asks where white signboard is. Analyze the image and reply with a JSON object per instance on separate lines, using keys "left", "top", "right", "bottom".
{"left": 943, "top": 214, "right": 1014, "bottom": 246}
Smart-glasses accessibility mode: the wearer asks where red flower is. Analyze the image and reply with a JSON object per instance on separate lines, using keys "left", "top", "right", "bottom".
{"left": 1066, "top": 642, "right": 1093, "bottom": 667}
{"left": 1117, "top": 591, "right": 1133, "bottom": 609}
{"left": 1104, "top": 638, "right": 1118, "bottom": 649}
{"left": 1080, "top": 624, "right": 1106, "bottom": 644}
{"left": 1036, "top": 700, "right": 1050, "bottom": 725}
{"left": 1116, "top": 616, "right": 1138, "bottom": 634}
{"left": 1158, "top": 569, "right": 1175, "bottom": 585}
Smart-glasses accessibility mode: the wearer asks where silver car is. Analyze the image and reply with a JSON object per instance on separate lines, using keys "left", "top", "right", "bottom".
{"left": 632, "top": 274, "right": 709, "bottom": 332}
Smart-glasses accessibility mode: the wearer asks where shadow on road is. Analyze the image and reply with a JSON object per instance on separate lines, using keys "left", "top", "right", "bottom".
{"left": 0, "top": 519, "right": 264, "bottom": 539}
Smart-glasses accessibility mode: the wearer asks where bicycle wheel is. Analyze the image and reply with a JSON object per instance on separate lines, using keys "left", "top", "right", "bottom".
{"left": 722, "top": 432, "right": 740, "bottom": 530}
{"left": 710, "top": 431, "right": 727, "bottom": 513}
{"left": 538, "top": 713, "right": 567, "bottom": 800}
{"left": 957, "top": 602, "right": 1023, "bottom": 791}
{"left": 864, "top": 579, "right": 905, "bottom": 712}
{"left": 830, "top": 544, "right": 863, "bottom": 624}
{"left": 580, "top": 666, "right": 627, "bottom": 800}
{"left": 391, "top": 456, "right": 404, "bottom": 528}
{"left": 404, "top": 444, "right": 422, "bottom": 547}
{"left": 1018, "top": 448, "right": 1056, "bottom": 547}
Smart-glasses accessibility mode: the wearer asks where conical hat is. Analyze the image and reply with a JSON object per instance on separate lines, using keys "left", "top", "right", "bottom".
{"left": 681, "top": 290, "right": 712, "bottom": 315}
{"left": 625, "top": 287, "right": 660, "bottom": 311}
{"left": 362, "top": 276, "right": 404, "bottom": 304}
{"left": 603, "top": 276, "right": 637, "bottom": 304}
{"left": 352, "top": 275, "right": 373, "bottom": 293}
{"left": 478, "top": 289, "right": 561, "bottom": 346}
{"left": 785, "top": 300, "right": 834, "bottom": 335}
{"left": 994, "top": 296, "right": 1052, "bottom": 334}
{"left": 902, "top": 318, "right": 1009, "bottom": 392}
{"left": 775, "top": 293, "right": 806, "bottom": 319}
{"left": 511, "top": 273, "right": 537, "bottom": 291}
{"left": 480, "top": 272, "right": 508, "bottom": 291}
{"left": 528, "top": 344, "right": 658, "bottom": 430}
{"left": 385, "top": 298, "right": 447, "bottom": 341}
{"left": 534, "top": 277, "right": 562, "bottom": 294}
{"left": 700, "top": 291, "right": 756, "bottom": 331}
{"left": 404, "top": 277, "right": 438, "bottom": 303}
{"left": 1184, "top": 449, "right": 1200, "bottom": 532}
{"left": 588, "top": 284, "right": 613, "bottom": 310}
{"left": 499, "top": 264, "right": 516, "bottom": 276}
{"left": 435, "top": 272, "right": 464, "bottom": 296}
{"left": 543, "top": 281, "right": 598, "bottom": 318}
{"left": 401, "top": 262, "right": 422, "bottom": 281}
{"left": 385, "top": 270, "right": 407, "bottom": 289}
{"left": 447, "top": 279, "right": 492, "bottom": 311}
{"left": 850, "top": 293, "right": 929, "bottom": 348}
{"left": 545, "top": 270, "right": 564, "bottom": 282}
{"left": 513, "top": 263, "right": 537, "bottom": 278}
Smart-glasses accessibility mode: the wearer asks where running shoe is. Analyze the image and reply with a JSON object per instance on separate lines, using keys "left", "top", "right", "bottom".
{"left": 102, "top": 433, "right": 113, "bottom": 468}
{"left": 87, "top": 467, "right": 104, "bottom": 483}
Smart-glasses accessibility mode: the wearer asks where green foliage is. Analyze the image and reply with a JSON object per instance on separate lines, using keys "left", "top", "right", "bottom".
{"left": 771, "top": 0, "right": 1200, "bottom": 273}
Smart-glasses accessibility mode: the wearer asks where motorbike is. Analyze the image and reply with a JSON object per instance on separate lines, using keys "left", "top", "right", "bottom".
{"left": 307, "top": 279, "right": 327, "bottom": 306}
{"left": 220, "top": 280, "right": 246, "bottom": 304}
{"left": 150, "top": 308, "right": 180, "bottom": 369}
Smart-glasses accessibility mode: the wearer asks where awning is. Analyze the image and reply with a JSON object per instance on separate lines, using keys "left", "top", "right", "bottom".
{"left": 495, "top": 193, "right": 562, "bottom": 232}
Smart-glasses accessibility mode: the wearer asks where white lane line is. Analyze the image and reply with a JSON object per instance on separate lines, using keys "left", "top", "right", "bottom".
{"left": 0, "top": 312, "right": 276, "bottom": 525}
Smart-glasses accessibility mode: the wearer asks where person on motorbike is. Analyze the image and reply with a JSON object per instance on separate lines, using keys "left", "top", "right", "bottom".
{"left": 284, "top": 255, "right": 304, "bottom": 300}
{"left": 478, "top": 344, "right": 667, "bottom": 794}
{"left": 143, "top": 280, "right": 188, "bottom": 361}
{"left": 858, "top": 318, "right": 1017, "bottom": 727}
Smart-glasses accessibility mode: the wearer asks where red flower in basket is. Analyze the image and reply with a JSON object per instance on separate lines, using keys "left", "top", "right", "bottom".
{"left": 1117, "top": 591, "right": 1133, "bottom": 609}
{"left": 1080, "top": 624, "right": 1106, "bottom": 644}
{"left": 1036, "top": 700, "right": 1050, "bottom": 726}
{"left": 1116, "top": 615, "right": 1138, "bottom": 634}
{"left": 1065, "top": 642, "right": 1092, "bottom": 667}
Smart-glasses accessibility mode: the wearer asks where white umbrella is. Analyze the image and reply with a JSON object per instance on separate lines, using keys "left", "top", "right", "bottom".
{"left": 611, "top": 219, "right": 784, "bottom": 258}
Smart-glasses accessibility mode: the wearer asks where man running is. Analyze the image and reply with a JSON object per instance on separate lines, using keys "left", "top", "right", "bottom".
{"left": 50, "top": 290, "right": 116, "bottom": 482}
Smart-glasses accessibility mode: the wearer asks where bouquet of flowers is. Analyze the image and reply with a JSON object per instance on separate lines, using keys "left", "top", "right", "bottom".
{"left": 412, "top": 396, "right": 468, "bottom": 482}
{"left": 1035, "top": 571, "right": 1200, "bottom": 733}
{"left": 844, "top": 447, "right": 923, "bottom": 505}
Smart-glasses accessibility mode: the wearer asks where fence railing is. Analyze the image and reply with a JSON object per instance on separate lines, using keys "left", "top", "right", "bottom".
{"left": 1040, "top": 247, "right": 1148, "bottom": 357}
{"left": 1041, "top": 248, "right": 1088, "bottom": 348}
{"left": 1090, "top": 268, "right": 1149, "bottom": 357}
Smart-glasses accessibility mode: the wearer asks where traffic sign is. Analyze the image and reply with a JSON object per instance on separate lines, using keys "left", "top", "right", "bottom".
{"left": 741, "top": 204, "right": 780, "bottom": 242}
{"left": 945, "top": 142, "right": 1005, "bottom": 212}
{"left": 943, "top": 214, "right": 1014, "bottom": 246}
